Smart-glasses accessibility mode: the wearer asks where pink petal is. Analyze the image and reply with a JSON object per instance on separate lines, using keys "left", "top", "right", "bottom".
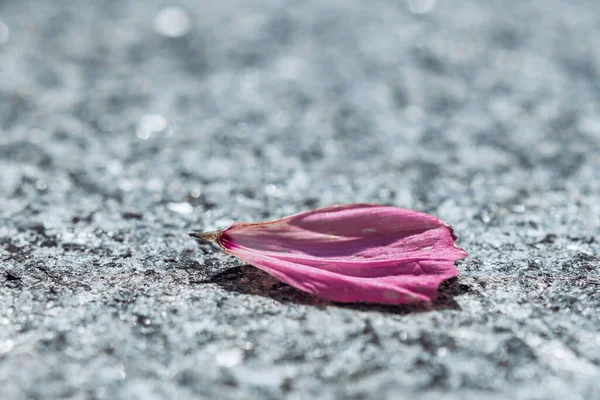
{"left": 193, "top": 204, "right": 467, "bottom": 304}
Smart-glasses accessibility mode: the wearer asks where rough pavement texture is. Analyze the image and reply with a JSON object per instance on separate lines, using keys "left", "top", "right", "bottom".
{"left": 1, "top": 0, "right": 599, "bottom": 399}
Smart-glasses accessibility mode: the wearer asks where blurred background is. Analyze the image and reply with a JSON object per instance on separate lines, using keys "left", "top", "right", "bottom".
{"left": 2, "top": 0, "right": 598, "bottom": 221}
{"left": 1, "top": 1, "right": 599, "bottom": 399}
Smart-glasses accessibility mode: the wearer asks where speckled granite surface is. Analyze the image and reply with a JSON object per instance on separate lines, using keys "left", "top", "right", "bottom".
{"left": 1, "top": 0, "right": 599, "bottom": 399}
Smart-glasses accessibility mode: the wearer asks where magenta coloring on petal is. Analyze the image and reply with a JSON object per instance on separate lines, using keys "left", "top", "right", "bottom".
{"left": 190, "top": 204, "right": 467, "bottom": 304}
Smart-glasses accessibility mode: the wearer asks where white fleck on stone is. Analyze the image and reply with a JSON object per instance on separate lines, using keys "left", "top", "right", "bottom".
{"left": 190, "top": 188, "right": 202, "bottom": 198}
{"left": 153, "top": 6, "right": 191, "bottom": 38}
{"left": 136, "top": 114, "right": 168, "bottom": 140}
{"left": 167, "top": 202, "right": 193, "bottom": 215}
{"left": 0, "top": 340, "right": 14, "bottom": 355}
{"left": 35, "top": 180, "right": 48, "bottom": 191}
{"left": 216, "top": 348, "right": 244, "bottom": 368}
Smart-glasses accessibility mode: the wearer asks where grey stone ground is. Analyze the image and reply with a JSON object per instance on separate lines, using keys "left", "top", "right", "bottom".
{"left": 1, "top": 0, "right": 599, "bottom": 399}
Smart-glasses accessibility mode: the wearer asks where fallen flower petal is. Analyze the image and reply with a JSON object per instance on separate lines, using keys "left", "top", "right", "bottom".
{"left": 189, "top": 203, "right": 467, "bottom": 304}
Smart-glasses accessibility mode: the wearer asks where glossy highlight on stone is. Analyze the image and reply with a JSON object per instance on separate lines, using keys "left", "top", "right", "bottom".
{"left": 190, "top": 204, "right": 467, "bottom": 304}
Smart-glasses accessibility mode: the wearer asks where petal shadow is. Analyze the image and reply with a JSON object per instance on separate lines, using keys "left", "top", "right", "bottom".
{"left": 191, "top": 265, "right": 469, "bottom": 315}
